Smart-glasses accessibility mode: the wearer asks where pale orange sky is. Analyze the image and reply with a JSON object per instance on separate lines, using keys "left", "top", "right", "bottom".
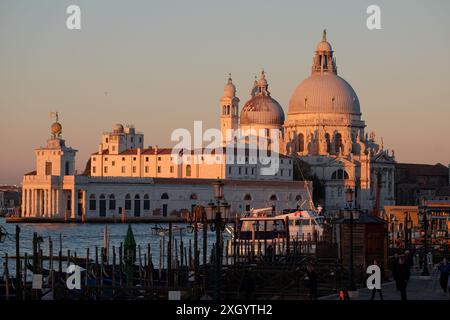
{"left": 1, "top": 0, "right": 449, "bottom": 185}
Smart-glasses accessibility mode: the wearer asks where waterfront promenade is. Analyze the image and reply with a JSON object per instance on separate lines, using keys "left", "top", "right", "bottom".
{"left": 320, "top": 266, "right": 449, "bottom": 300}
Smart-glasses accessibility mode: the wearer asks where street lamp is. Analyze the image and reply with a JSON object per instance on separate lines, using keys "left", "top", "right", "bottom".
{"left": 421, "top": 208, "right": 430, "bottom": 276}
{"left": 210, "top": 179, "right": 229, "bottom": 300}
{"left": 345, "top": 187, "right": 355, "bottom": 291}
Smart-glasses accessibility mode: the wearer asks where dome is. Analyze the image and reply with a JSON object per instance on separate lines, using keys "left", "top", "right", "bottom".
{"left": 316, "top": 40, "right": 332, "bottom": 52}
{"left": 288, "top": 73, "right": 360, "bottom": 115}
{"left": 113, "top": 123, "right": 124, "bottom": 133}
{"left": 51, "top": 122, "right": 62, "bottom": 136}
{"left": 240, "top": 95, "right": 285, "bottom": 126}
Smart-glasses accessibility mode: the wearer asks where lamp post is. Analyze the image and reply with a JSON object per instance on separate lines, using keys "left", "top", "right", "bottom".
{"left": 345, "top": 187, "right": 355, "bottom": 291}
{"left": 210, "top": 179, "right": 230, "bottom": 300}
{"left": 421, "top": 208, "right": 430, "bottom": 276}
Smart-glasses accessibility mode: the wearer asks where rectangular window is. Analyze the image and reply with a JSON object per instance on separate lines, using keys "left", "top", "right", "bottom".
{"left": 104, "top": 166, "right": 108, "bottom": 174}
{"left": 65, "top": 161, "right": 70, "bottom": 175}
{"left": 145, "top": 166, "right": 149, "bottom": 173}
{"left": 112, "top": 146, "right": 116, "bottom": 151}
{"left": 122, "top": 157, "right": 125, "bottom": 161}
{"left": 112, "top": 161, "right": 115, "bottom": 166}
{"left": 93, "top": 157, "right": 96, "bottom": 162}
{"left": 158, "top": 157, "right": 161, "bottom": 161}
{"left": 281, "top": 169, "right": 284, "bottom": 176}
{"left": 45, "top": 162, "right": 52, "bottom": 175}
{"left": 157, "top": 166, "right": 161, "bottom": 173}
{"left": 89, "top": 199, "right": 96, "bottom": 211}
{"left": 228, "top": 167, "right": 231, "bottom": 174}
{"left": 132, "top": 166, "right": 136, "bottom": 173}
{"left": 121, "top": 166, "right": 125, "bottom": 174}
{"left": 245, "top": 168, "right": 248, "bottom": 175}
{"left": 93, "top": 166, "right": 96, "bottom": 174}
{"left": 239, "top": 168, "right": 241, "bottom": 175}
{"left": 170, "top": 166, "right": 174, "bottom": 173}
{"left": 105, "top": 157, "right": 108, "bottom": 161}
{"left": 145, "top": 157, "right": 149, "bottom": 162}
{"left": 133, "top": 157, "right": 136, "bottom": 161}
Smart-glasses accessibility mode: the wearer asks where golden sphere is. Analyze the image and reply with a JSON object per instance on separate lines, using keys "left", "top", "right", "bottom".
{"left": 51, "top": 122, "right": 62, "bottom": 136}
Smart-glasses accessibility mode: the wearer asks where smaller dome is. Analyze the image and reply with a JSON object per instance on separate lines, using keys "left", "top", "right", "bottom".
{"left": 240, "top": 95, "right": 285, "bottom": 126}
{"left": 51, "top": 122, "right": 62, "bottom": 136}
{"left": 113, "top": 123, "right": 124, "bottom": 133}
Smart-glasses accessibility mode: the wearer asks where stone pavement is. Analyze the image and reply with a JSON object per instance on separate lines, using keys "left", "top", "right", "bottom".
{"left": 320, "top": 265, "right": 450, "bottom": 300}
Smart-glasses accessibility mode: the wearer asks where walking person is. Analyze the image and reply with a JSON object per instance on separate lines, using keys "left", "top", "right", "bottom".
{"left": 305, "top": 264, "right": 318, "bottom": 300}
{"left": 438, "top": 257, "right": 450, "bottom": 293}
{"left": 370, "top": 259, "right": 384, "bottom": 300}
{"left": 395, "top": 256, "right": 410, "bottom": 300}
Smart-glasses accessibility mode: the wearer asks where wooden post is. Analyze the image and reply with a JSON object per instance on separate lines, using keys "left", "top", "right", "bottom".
{"left": 167, "top": 223, "right": 173, "bottom": 287}
{"left": 15, "top": 225, "right": 22, "bottom": 300}
{"left": 202, "top": 218, "right": 207, "bottom": 267}
{"left": 193, "top": 222, "right": 199, "bottom": 296}
{"left": 4, "top": 254, "right": 10, "bottom": 300}
{"left": 23, "top": 253, "right": 28, "bottom": 300}
{"left": 112, "top": 246, "right": 116, "bottom": 296}
{"left": 119, "top": 243, "right": 123, "bottom": 287}
{"left": 285, "top": 216, "right": 290, "bottom": 256}
{"left": 85, "top": 248, "right": 89, "bottom": 287}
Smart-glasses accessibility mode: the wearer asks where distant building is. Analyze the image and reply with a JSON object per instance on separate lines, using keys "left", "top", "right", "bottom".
{"left": 394, "top": 163, "right": 449, "bottom": 205}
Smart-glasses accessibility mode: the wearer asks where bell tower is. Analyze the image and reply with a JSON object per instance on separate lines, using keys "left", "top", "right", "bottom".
{"left": 220, "top": 74, "right": 239, "bottom": 146}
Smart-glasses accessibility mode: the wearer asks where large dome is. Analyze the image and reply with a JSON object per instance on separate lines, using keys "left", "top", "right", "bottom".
{"left": 288, "top": 73, "right": 360, "bottom": 115}
{"left": 240, "top": 95, "right": 285, "bottom": 126}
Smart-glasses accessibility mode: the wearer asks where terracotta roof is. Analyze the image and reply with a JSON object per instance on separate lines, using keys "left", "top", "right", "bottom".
{"left": 396, "top": 163, "right": 449, "bottom": 177}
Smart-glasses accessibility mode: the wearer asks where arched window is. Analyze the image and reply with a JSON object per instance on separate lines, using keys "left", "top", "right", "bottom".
{"left": 125, "top": 194, "right": 132, "bottom": 210}
{"left": 89, "top": 194, "right": 96, "bottom": 211}
{"left": 270, "top": 194, "right": 278, "bottom": 201}
{"left": 143, "top": 194, "right": 150, "bottom": 211}
{"left": 161, "top": 193, "right": 169, "bottom": 200}
{"left": 298, "top": 133, "right": 304, "bottom": 152}
{"left": 186, "top": 164, "right": 192, "bottom": 177}
{"left": 244, "top": 194, "right": 252, "bottom": 201}
{"left": 109, "top": 194, "right": 116, "bottom": 210}
{"left": 190, "top": 193, "right": 198, "bottom": 200}
{"left": 331, "top": 169, "right": 349, "bottom": 180}
{"left": 134, "top": 194, "right": 141, "bottom": 217}
{"left": 325, "top": 133, "right": 331, "bottom": 153}
{"left": 335, "top": 133, "right": 343, "bottom": 153}
{"left": 99, "top": 194, "right": 106, "bottom": 217}
{"left": 227, "top": 105, "right": 230, "bottom": 115}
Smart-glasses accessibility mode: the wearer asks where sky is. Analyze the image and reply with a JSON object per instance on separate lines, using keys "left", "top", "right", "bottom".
{"left": 1, "top": 0, "right": 449, "bottom": 185}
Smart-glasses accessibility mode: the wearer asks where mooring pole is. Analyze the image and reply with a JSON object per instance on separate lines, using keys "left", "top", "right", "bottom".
{"left": 15, "top": 225, "right": 22, "bottom": 300}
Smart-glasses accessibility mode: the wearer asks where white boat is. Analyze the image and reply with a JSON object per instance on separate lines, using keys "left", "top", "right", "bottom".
{"left": 227, "top": 209, "right": 325, "bottom": 256}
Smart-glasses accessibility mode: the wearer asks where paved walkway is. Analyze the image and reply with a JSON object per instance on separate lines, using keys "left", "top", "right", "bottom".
{"left": 320, "top": 266, "right": 450, "bottom": 300}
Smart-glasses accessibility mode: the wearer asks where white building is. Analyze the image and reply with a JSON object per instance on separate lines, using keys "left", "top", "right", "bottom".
{"left": 20, "top": 122, "right": 308, "bottom": 220}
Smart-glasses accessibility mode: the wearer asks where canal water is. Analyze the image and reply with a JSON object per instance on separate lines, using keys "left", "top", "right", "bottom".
{"left": 0, "top": 218, "right": 227, "bottom": 274}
